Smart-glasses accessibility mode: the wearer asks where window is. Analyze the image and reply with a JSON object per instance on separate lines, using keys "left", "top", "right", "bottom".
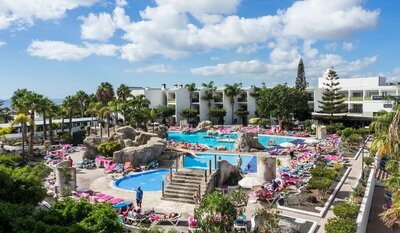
{"left": 353, "top": 92, "right": 362, "bottom": 97}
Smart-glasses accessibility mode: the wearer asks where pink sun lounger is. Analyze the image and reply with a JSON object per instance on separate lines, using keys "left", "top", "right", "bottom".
{"left": 111, "top": 198, "right": 124, "bottom": 205}
{"left": 97, "top": 195, "right": 114, "bottom": 203}
{"left": 104, "top": 163, "right": 116, "bottom": 173}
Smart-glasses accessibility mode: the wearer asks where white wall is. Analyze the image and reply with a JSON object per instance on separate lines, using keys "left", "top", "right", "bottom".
{"left": 318, "top": 75, "right": 386, "bottom": 89}
{"left": 174, "top": 88, "right": 190, "bottom": 123}
{"left": 145, "top": 89, "right": 165, "bottom": 108}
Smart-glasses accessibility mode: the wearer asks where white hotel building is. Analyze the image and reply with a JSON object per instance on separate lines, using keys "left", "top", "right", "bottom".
{"left": 129, "top": 74, "right": 399, "bottom": 125}
{"left": 130, "top": 83, "right": 257, "bottom": 125}
{"left": 308, "top": 74, "right": 399, "bottom": 122}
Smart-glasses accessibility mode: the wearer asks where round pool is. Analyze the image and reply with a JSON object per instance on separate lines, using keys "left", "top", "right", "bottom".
{"left": 114, "top": 169, "right": 172, "bottom": 192}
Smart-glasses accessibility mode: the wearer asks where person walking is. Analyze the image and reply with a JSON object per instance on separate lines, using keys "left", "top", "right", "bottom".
{"left": 136, "top": 186, "right": 143, "bottom": 208}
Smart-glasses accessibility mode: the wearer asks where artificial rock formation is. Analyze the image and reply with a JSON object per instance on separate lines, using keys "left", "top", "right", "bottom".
{"left": 83, "top": 137, "right": 110, "bottom": 160}
{"left": 113, "top": 137, "right": 167, "bottom": 165}
{"left": 196, "top": 120, "right": 213, "bottom": 131}
{"left": 233, "top": 132, "right": 265, "bottom": 152}
{"left": 257, "top": 154, "right": 276, "bottom": 181}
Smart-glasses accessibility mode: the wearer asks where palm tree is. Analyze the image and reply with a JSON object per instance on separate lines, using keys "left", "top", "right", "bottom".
{"left": 149, "top": 108, "right": 158, "bottom": 132}
{"left": 185, "top": 83, "right": 196, "bottom": 109}
{"left": 96, "top": 82, "right": 115, "bottom": 105}
{"left": 85, "top": 102, "right": 102, "bottom": 135}
{"left": 11, "top": 89, "right": 31, "bottom": 146}
{"left": 12, "top": 114, "right": 34, "bottom": 157}
{"left": 62, "top": 95, "right": 78, "bottom": 135}
{"left": 108, "top": 99, "right": 120, "bottom": 132}
{"left": 201, "top": 81, "right": 214, "bottom": 89}
{"left": 100, "top": 106, "right": 112, "bottom": 137}
{"left": 47, "top": 102, "right": 59, "bottom": 144}
{"left": 75, "top": 90, "right": 90, "bottom": 118}
{"left": 117, "top": 84, "right": 131, "bottom": 102}
{"left": 224, "top": 83, "right": 242, "bottom": 124}
{"left": 38, "top": 97, "right": 52, "bottom": 140}
{"left": 25, "top": 92, "right": 43, "bottom": 155}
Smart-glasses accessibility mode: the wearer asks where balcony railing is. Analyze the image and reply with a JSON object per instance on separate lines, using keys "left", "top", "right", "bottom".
{"left": 192, "top": 98, "right": 200, "bottom": 103}
{"left": 238, "top": 98, "right": 247, "bottom": 102}
{"left": 371, "top": 95, "right": 400, "bottom": 100}
{"left": 214, "top": 97, "right": 223, "bottom": 102}
{"left": 349, "top": 97, "right": 363, "bottom": 101}
{"left": 349, "top": 109, "right": 363, "bottom": 113}
{"left": 168, "top": 99, "right": 176, "bottom": 103}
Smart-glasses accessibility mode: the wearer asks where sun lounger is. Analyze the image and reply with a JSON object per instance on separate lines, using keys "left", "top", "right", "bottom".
{"left": 97, "top": 195, "right": 113, "bottom": 203}
{"left": 140, "top": 160, "right": 159, "bottom": 171}
{"left": 234, "top": 213, "right": 247, "bottom": 231}
{"left": 149, "top": 212, "right": 181, "bottom": 226}
{"left": 111, "top": 198, "right": 124, "bottom": 205}
{"left": 188, "top": 216, "right": 199, "bottom": 232}
{"left": 123, "top": 162, "right": 131, "bottom": 171}
{"left": 104, "top": 163, "right": 116, "bottom": 173}
{"left": 125, "top": 211, "right": 149, "bottom": 225}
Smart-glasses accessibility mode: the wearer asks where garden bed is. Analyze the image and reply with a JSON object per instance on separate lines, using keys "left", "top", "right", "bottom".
{"left": 277, "top": 166, "right": 351, "bottom": 217}
{"left": 279, "top": 215, "right": 317, "bottom": 233}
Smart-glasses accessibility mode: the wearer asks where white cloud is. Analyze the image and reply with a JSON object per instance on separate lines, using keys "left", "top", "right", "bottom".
{"left": 282, "top": 0, "right": 379, "bottom": 40}
{"left": 0, "top": 0, "right": 97, "bottom": 30}
{"left": 27, "top": 40, "right": 119, "bottom": 61}
{"left": 155, "top": 0, "right": 240, "bottom": 15}
{"left": 236, "top": 44, "right": 264, "bottom": 54}
{"left": 342, "top": 42, "right": 354, "bottom": 51}
{"left": 125, "top": 64, "right": 175, "bottom": 73}
{"left": 0, "top": 41, "right": 6, "bottom": 47}
{"left": 324, "top": 42, "right": 337, "bottom": 51}
{"left": 191, "top": 60, "right": 268, "bottom": 76}
{"left": 80, "top": 12, "right": 116, "bottom": 41}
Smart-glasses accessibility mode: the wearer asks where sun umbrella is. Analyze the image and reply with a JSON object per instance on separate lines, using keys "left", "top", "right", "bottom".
{"left": 304, "top": 138, "right": 320, "bottom": 144}
{"left": 238, "top": 175, "right": 265, "bottom": 189}
{"left": 279, "top": 142, "right": 296, "bottom": 148}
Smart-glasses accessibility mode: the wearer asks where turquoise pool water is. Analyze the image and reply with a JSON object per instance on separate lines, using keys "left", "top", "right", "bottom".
{"left": 183, "top": 153, "right": 257, "bottom": 173}
{"left": 114, "top": 169, "right": 171, "bottom": 192}
{"left": 168, "top": 131, "right": 303, "bottom": 150}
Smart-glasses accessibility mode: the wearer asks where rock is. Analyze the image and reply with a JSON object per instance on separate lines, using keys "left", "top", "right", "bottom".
{"left": 215, "top": 146, "right": 227, "bottom": 151}
{"left": 233, "top": 132, "right": 265, "bottom": 152}
{"left": 156, "top": 125, "right": 168, "bottom": 138}
{"left": 218, "top": 160, "right": 242, "bottom": 186}
{"left": 83, "top": 136, "right": 110, "bottom": 159}
{"left": 135, "top": 132, "right": 158, "bottom": 145}
{"left": 113, "top": 137, "right": 167, "bottom": 166}
{"left": 196, "top": 120, "right": 213, "bottom": 131}
{"left": 250, "top": 148, "right": 259, "bottom": 152}
{"left": 115, "top": 126, "right": 137, "bottom": 140}
{"left": 122, "top": 139, "right": 136, "bottom": 147}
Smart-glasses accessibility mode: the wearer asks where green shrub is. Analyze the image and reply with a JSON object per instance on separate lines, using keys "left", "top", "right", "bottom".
{"left": 340, "top": 128, "right": 356, "bottom": 138}
{"left": 98, "top": 140, "right": 121, "bottom": 157}
{"left": 325, "top": 217, "right": 357, "bottom": 233}
{"left": 363, "top": 157, "right": 374, "bottom": 166}
{"left": 0, "top": 155, "right": 22, "bottom": 168}
{"left": 327, "top": 123, "right": 345, "bottom": 134}
{"left": 333, "top": 202, "right": 359, "bottom": 219}
{"left": 228, "top": 188, "right": 249, "bottom": 207}
{"left": 310, "top": 167, "right": 337, "bottom": 180}
{"left": 308, "top": 177, "right": 333, "bottom": 200}
{"left": 333, "top": 163, "right": 344, "bottom": 172}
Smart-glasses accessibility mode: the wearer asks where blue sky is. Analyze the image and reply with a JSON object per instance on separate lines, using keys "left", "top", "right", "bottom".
{"left": 0, "top": 0, "right": 399, "bottom": 99}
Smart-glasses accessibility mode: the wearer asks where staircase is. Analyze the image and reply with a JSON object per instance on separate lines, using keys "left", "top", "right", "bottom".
{"left": 162, "top": 169, "right": 209, "bottom": 204}
{"left": 375, "top": 168, "right": 390, "bottom": 186}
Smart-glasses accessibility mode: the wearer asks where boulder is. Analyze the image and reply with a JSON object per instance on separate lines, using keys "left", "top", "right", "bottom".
{"left": 114, "top": 126, "right": 137, "bottom": 140}
{"left": 113, "top": 137, "right": 167, "bottom": 166}
{"left": 233, "top": 132, "right": 265, "bottom": 152}
{"left": 196, "top": 120, "right": 213, "bottom": 131}
{"left": 122, "top": 139, "right": 137, "bottom": 148}
{"left": 135, "top": 131, "right": 158, "bottom": 145}
{"left": 83, "top": 136, "right": 110, "bottom": 159}
{"left": 218, "top": 160, "right": 242, "bottom": 186}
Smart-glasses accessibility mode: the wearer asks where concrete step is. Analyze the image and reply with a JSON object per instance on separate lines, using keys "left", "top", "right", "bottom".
{"left": 164, "top": 192, "right": 194, "bottom": 199}
{"left": 166, "top": 184, "right": 206, "bottom": 192}
{"left": 170, "top": 177, "right": 205, "bottom": 185}
{"left": 167, "top": 182, "right": 207, "bottom": 189}
{"left": 165, "top": 188, "right": 206, "bottom": 196}
{"left": 172, "top": 174, "right": 205, "bottom": 181}
{"left": 161, "top": 197, "right": 195, "bottom": 204}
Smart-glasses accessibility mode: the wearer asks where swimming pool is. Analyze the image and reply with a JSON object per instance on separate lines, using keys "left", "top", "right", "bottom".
{"left": 168, "top": 131, "right": 304, "bottom": 150}
{"left": 183, "top": 153, "right": 257, "bottom": 173}
{"left": 114, "top": 169, "right": 171, "bottom": 192}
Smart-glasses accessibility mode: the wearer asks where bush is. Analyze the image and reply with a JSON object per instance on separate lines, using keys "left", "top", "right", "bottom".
{"left": 333, "top": 163, "right": 344, "bottom": 172}
{"left": 98, "top": 140, "right": 121, "bottom": 157}
{"left": 363, "top": 157, "right": 374, "bottom": 166}
{"left": 310, "top": 167, "right": 337, "bottom": 180}
{"left": 228, "top": 188, "right": 249, "bottom": 207}
{"left": 327, "top": 123, "right": 345, "bottom": 134}
{"left": 333, "top": 202, "right": 359, "bottom": 219}
{"left": 194, "top": 191, "right": 236, "bottom": 233}
{"left": 308, "top": 177, "right": 333, "bottom": 200}
{"left": 325, "top": 217, "right": 357, "bottom": 233}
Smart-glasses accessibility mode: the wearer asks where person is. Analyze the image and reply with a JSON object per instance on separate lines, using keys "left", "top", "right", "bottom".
{"left": 246, "top": 163, "right": 251, "bottom": 172}
{"left": 69, "top": 157, "right": 73, "bottom": 167}
{"left": 237, "top": 155, "right": 242, "bottom": 168}
{"left": 289, "top": 149, "right": 296, "bottom": 160}
{"left": 136, "top": 186, "right": 143, "bottom": 208}
{"left": 235, "top": 210, "right": 245, "bottom": 225}
{"left": 271, "top": 179, "right": 278, "bottom": 191}
{"left": 193, "top": 190, "right": 200, "bottom": 205}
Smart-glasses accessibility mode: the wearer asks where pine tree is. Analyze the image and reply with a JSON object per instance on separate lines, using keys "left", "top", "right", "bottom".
{"left": 295, "top": 58, "right": 307, "bottom": 90}
{"left": 318, "top": 69, "right": 348, "bottom": 118}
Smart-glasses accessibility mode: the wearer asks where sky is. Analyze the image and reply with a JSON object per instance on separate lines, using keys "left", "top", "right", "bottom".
{"left": 0, "top": 0, "right": 399, "bottom": 99}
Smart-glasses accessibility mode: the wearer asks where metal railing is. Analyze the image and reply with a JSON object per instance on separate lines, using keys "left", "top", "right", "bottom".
{"left": 349, "top": 96, "right": 364, "bottom": 101}
{"left": 349, "top": 109, "right": 363, "bottom": 113}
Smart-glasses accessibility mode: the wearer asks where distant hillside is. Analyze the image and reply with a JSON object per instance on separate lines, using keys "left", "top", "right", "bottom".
{"left": 0, "top": 99, "right": 64, "bottom": 108}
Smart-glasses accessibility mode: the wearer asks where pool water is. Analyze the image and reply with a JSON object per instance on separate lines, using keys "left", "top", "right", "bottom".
{"left": 114, "top": 169, "right": 171, "bottom": 192}
{"left": 168, "top": 131, "right": 303, "bottom": 150}
{"left": 183, "top": 153, "right": 257, "bottom": 173}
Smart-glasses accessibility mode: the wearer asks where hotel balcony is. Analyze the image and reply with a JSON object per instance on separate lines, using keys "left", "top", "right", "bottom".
{"left": 349, "top": 109, "right": 363, "bottom": 113}
{"left": 349, "top": 96, "right": 364, "bottom": 101}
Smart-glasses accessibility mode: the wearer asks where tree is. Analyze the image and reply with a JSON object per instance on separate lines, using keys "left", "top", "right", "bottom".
{"left": 318, "top": 69, "right": 347, "bottom": 119}
{"left": 256, "top": 84, "right": 308, "bottom": 129}
{"left": 194, "top": 191, "right": 236, "bottom": 233}
{"left": 75, "top": 90, "right": 90, "bottom": 118}
{"left": 180, "top": 108, "right": 198, "bottom": 124}
{"left": 295, "top": 58, "right": 307, "bottom": 90}
{"left": 157, "top": 105, "right": 175, "bottom": 125}
{"left": 24, "top": 92, "right": 43, "bottom": 156}
{"left": 235, "top": 109, "right": 249, "bottom": 125}
{"left": 38, "top": 97, "right": 52, "bottom": 140}
{"left": 116, "top": 83, "right": 131, "bottom": 102}
{"left": 208, "top": 108, "right": 226, "bottom": 125}
{"left": 47, "top": 102, "right": 59, "bottom": 144}
{"left": 108, "top": 99, "right": 120, "bottom": 131}
{"left": 224, "top": 83, "right": 242, "bottom": 124}
{"left": 96, "top": 82, "right": 114, "bottom": 105}
{"left": 11, "top": 114, "right": 34, "bottom": 157}
{"left": 185, "top": 83, "right": 196, "bottom": 109}
{"left": 149, "top": 108, "right": 158, "bottom": 132}
{"left": 100, "top": 106, "right": 112, "bottom": 137}
{"left": 85, "top": 102, "right": 102, "bottom": 135}
{"left": 62, "top": 95, "right": 78, "bottom": 135}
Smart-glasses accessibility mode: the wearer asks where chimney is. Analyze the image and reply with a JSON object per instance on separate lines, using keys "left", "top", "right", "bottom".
{"left": 262, "top": 82, "right": 266, "bottom": 87}
{"left": 179, "top": 84, "right": 183, "bottom": 88}
{"left": 238, "top": 82, "right": 242, "bottom": 87}
{"left": 174, "top": 84, "right": 178, "bottom": 88}
{"left": 161, "top": 83, "right": 166, "bottom": 89}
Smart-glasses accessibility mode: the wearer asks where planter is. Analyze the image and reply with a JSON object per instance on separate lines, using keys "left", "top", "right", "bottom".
{"left": 356, "top": 168, "right": 376, "bottom": 233}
